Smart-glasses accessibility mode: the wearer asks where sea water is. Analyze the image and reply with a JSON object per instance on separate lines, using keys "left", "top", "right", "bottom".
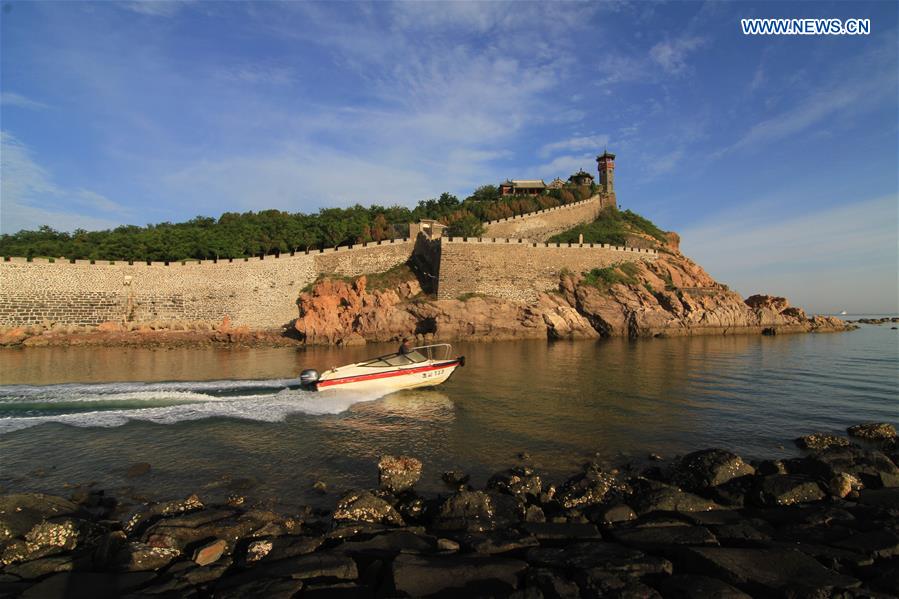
{"left": 0, "top": 322, "right": 896, "bottom": 511}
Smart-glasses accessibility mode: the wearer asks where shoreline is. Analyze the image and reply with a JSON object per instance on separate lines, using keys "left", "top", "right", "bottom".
{"left": 2, "top": 424, "right": 897, "bottom": 597}
{"left": 0, "top": 318, "right": 871, "bottom": 350}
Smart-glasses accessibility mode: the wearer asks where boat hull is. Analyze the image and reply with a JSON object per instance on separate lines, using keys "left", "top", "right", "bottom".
{"left": 315, "top": 359, "right": 463, "bottom": 392}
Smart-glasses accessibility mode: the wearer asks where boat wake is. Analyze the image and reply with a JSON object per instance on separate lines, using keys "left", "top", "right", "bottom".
{"left": 0, "top": 379, "right": 386, "bottom": 435}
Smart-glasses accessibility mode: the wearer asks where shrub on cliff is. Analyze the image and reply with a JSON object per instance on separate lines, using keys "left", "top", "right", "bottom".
{"left": 549, "top": 207, "right": 667, "bottom": 247}
{"left": 583, "top": 263, "right": 640, "bottom": 291}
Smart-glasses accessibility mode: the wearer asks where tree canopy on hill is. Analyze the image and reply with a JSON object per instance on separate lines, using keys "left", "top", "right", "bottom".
{"left": 0, "top": 184, "right": 596, "bottom": 262}
{"left": 548, "top": 207, "right": 668, "bottom": 247}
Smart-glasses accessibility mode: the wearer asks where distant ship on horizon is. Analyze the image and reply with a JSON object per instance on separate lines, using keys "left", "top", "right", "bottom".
{"left": 839, "top": 310, "right": 848, "bottom": 315}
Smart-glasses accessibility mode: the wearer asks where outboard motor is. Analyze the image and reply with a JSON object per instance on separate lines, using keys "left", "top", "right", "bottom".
{"left": 299, "top": 369, "right": 320, "bottom": 389}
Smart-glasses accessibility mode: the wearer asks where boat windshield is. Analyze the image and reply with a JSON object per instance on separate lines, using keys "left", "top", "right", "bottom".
{"left": 360, "top": 350, "right": 427, "bottom": 368}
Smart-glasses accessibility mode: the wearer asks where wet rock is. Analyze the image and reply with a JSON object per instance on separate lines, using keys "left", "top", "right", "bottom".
{"left": 524, "top": 505, "right": 546, "bottom": 523}
{"left": 123, "top": 493, "right": 204, "bottom": 536}
{"left": 707, "top": 476, "right": 754, "bottom": 508}
{"left": 527, "top": 567, "right": 581, "bottom": 598}
{"left": 19, "top": 571, "right": 157, "bottom": 599}
{"left": 334, "top": 529, "right": 436, "bottom": 557}
{"left": 672, "top": 449, "right": 756, "bottom": 491}
{"left": 114, "top": 541, "right": 180, "bottom": 571}
{"left": 522, "top": 521, "right": 602, "bottom": 541}
{"left": 377, "top": 455, "right": 422, "bottom": 494}
{"left": 847, "top": 422, "right": 897, "bottom": 442}
{"left": 437, "top": 538, "right": 460, "bottom": 552}
{"left": 2, "top": 553, "right": 87, "bottom": 580}
{"left": 752, "top": 475, "right": 825, "bottom": 506}
{"left": 441, "top": 470, "right": 470, "bottom": 490}
{"left": 462, "top": 529, "right": 539, "bottom": 555}
{"left": 432, "top": 490, "right": 520, "bottom": 532}
{"left": 657, "top": 574, "right": 751, "bottom": 598}
{"left": 312, "top": 480, "right": 327, "bottom": 493}
{"left": 795, "top": 433, "right": 850, "bottom": 451}
{"left": 630, "top": 485, "right": 722, "bottom": 514}
{"left": 556, "top": 466, "right": 627, "bottom": 509}
{"left": 0, "top": 493, "right": 81, "bottom": 543}
{"left": 674, "top": 546, "right": 859, "bottom": 594}
{"left": 143, "top": 508, "right": 273, "bottom": 553}
{"left": 527, "top": 541, "right": 672, "bottom": 577}
{"left": 230, "top": 551, "right": 358, "bottom": 582}
{"left": 214, "top": 576, "right": 304, "bottom": 599}
{"left": 827, "top": 472, "right": 863, "bottom": 498}
{"left": 834, "top": 529, "right": 899, "bottom": 559}
{"left": 193, "top": 538, "right": 227, "bottom": 566}
{"left": 125, "top": 462, "right": 151, "bottom": 478}
{"left": 755, "top": 459, "right": 787, "bottom": 475}
{"left": 392, "top": 553, "right": 527, "bottom": 597}
{"left": 332, "top": 490, "right": 404, "bottom": 526}
{"left": 248, "top": 534, "right": 323, "bottom": 563}
{"left": 788, "top": 446, "right": 899, "bottom": 488}
{"left": 487, "top": 466, "right": 544, "bottom": 502}
{"left": 246, "top": 538, "right": 274, "bottom": 562}
{"left": 590, "top": 503, "right": 638, "bottom": 526}
{"left": 857, "top": 487, "right": 899, "bottom": 506}
{"left": 610, "top": 525, "right": 718, "bottom": 549}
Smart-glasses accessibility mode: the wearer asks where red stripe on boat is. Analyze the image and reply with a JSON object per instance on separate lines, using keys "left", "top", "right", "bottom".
{"left": 316, "top": 360, "right": 461, "bottom": 389}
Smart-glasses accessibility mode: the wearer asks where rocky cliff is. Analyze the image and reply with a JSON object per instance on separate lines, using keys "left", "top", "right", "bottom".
{"left": 294, "top": 241, "right": 850, "bottom": 345}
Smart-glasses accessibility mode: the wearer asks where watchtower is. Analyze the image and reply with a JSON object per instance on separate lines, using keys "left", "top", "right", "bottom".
{"left": 596, "top": 151, "right": 616, "bottom": 194}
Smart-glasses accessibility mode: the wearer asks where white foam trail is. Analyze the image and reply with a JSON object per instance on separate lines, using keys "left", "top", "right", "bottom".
{"left": 0, "top": 383, "right": 386, "bottom": 435}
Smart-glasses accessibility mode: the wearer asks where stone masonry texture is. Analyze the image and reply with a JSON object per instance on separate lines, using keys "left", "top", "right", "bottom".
{"left": 437, "top": 238, "right": 657, "bottom": 301}
{"left": 0, "top": 198, "right": 654, "bottom": 328}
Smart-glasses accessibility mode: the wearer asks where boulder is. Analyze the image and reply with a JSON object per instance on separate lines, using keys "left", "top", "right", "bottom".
{"left": 847, "top": 422, "right": 897, "bottom": 442}
{"left": 487, "top": 466, "right": 543, "bottom": 502}
{"left": 332, "top": 490, "right": 404, "bottom": 526}
{"left": 672, "top": 449, "right": 755, "bottom": 491}
{"left": 392, "top": 553, "right": 527, "bottom": 596}
{"left": 377, "top": 455, "right": 422, "bottom": 494}
{"left": 674, "top": 546, "right": 859, "bottom": 594}
{"left": 752, "top": 475, "right": 825, "bottom": 506}
{"left": 795, "top": 433, "right": 850, "bottom": 451}
{"left": 432, "top": 490, "right": 520, "bottom": 532}
{"left": 556, "top": 466, "right": 627, "bottom": 509}
{"left": 630, "top": 486, "right": 722, "bottom": 514}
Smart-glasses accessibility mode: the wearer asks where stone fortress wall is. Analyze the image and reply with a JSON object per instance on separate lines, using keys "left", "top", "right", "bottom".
{"left": 481, "top": 194, "right": 614, "bottom": 241}
{"left": 0, "top": 195, "right": 656, "bottom": 329}
{"left": 437, "top": 237, "right": 656, "bottom": 301}
{"left": 0, "top": 241, "right": 413, "bottom": 328}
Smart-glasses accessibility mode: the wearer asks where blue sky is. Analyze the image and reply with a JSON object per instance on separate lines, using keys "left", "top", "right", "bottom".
{"left": 1, "top": 1, "right": 897, "bottom": 313}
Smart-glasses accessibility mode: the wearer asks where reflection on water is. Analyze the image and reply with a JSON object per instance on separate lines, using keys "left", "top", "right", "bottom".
{"left": 0, "top": 326, "right": 896, "bottom": 510}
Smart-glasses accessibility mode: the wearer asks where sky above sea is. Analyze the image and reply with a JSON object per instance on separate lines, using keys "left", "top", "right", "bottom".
{"left": 1, "top": 1, "right": 897, "bottom": 313}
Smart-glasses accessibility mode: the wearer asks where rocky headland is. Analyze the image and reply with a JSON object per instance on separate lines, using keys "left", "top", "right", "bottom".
{"left": 1, "top": 423, "right": 897, "bottom": 598}
{"left": 293, "top": 243, "right": 853, "bottom": 346}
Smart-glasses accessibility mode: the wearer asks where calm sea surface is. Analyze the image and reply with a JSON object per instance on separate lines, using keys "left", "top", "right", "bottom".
{"left": 0, "top": 321, "right": 896, "bottom": 511}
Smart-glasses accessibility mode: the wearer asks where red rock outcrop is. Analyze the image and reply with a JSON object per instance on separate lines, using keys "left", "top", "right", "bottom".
{"left": 293, "top": 246, "right": 852, "bottom": 345}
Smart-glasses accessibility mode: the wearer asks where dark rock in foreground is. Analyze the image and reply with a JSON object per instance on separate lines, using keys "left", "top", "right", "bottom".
{"left": 1, "top": 422, "right": 896, "bottom": 597}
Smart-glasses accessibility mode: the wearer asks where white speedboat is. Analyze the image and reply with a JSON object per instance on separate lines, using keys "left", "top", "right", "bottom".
{"left": 299, "top": 344, "right": 464, "bottom": 392}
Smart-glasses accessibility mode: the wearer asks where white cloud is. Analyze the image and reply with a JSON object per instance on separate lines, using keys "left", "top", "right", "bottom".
{"left": 649, "top": 36, "right": 705, "bottom": 74}
{"left": 0, "top": 132, "right": 128, "bottom": 233}
{"left": 540, "top": 135, "right": 610, "bottom": 158}
{"left": 0, "top": 92, "right": 49, "bottom": 111}
{"left": 646, "top": 148, "right": 685, "bottom": 177}
{"left": 215, "top": 65, "right": 295, "bottom": 86}
{"left": 121, "top": 1, "right": 193, "bottom": 18}
{"left": 680, "top": 194, "right": 898, "bottom": 314}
